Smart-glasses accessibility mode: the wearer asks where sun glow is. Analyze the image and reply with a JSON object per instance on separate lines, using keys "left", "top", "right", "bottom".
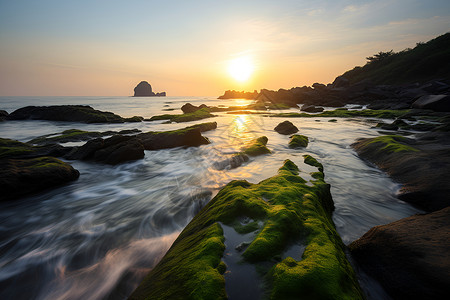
{"left": 228, "top": 56, "right": 254, "bottom": 82}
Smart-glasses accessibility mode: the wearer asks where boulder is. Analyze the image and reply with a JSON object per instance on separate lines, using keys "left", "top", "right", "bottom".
{"left": 65, "top": 135, "right": 144, "bottom": 165}
{"left": 349, "top": 207, "right": 450, "bottom": 299}
{"left": 133, "top": 81, "right": 154, "bottom": 96}
{"left": 274, "top": 120, "right": 298, "bottom": 135}
{"left": 138, "top": 127, "right": 210, "bottom": 150}
{"left": 0, "top": 110, "right": 8, "bottom": 121}
{"left": 0, "top": 137, "right": 70, "bottom": 159}
{"left": 0, "top": 157, "right": 80, "bottom": 201}
{"left": 300, "top": 105, "right": 324, "bottom": 113}
{"left": 412, "top": 94, "right": 450, "bottom": 112}
{"left": 352, "top": 135, "right": 450, "bottom": 211}
{"left": 288, "top": 135, "right": 309, "bottom": 148}
{"left": 181, "top": 103, "right": 208, "bottom": 114}
{"left": 7, "top": 105, "right": 124, "bottom": 123}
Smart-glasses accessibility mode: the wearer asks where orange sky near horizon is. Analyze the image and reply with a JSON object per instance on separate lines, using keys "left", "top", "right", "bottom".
{"left": 0, "top": 1, "right": 449, "bottom": 97}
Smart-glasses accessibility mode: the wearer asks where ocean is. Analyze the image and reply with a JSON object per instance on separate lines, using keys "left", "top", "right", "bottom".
{"left": 0, "top": 96, "right": 420, "bottom": 299}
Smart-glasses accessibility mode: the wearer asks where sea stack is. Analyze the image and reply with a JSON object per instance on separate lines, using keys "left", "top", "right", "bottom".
{"left": 133, "top": 81, "right": 166, "bottom": 97}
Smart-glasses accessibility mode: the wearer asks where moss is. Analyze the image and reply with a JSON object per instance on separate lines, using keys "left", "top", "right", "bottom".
{"left": 124, "top": 116, "right": 144, "bottom": 122}
{"left": 130, "top": 159, "right": 363, "bottom": 299}
{"left": 242, "top": 136, "right": 271, "bottom": 156}
{"left": 231, "top": 219, "right": 260, "bottom": 234}
{"left": 360, "top": 135, "right": 419, "bottom": 153}
{"left": 273, "top": 109, "right": 410, "bottom": 119}
{"left": 149, "top": 108, "right": 215, "bottom": 123}
{"left": 289, "top": 135, "right": 309, "bottom": 148}
{"left": 28, "top": 129, "right": 101, "bottom": 144}
{"left": 303, "top": 154, "right": 324, "bottom": 172}
{"left": 0, "top": 138, "right": 34, "bottom": 159}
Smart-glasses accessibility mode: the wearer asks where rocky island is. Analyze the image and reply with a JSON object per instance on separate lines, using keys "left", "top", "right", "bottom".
{"left": 133, "top": 81, "right": 166, "bottom": 97}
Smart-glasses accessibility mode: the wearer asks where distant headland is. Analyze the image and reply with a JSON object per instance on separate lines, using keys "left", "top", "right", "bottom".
{"left": 133, "top": 81, "right": 166, "bottom": 97}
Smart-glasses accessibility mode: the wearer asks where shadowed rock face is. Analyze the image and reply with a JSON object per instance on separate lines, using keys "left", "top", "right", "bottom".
{"left": 7, "top": 105, "right": 124, "bottom": 123}
{"left": 274, "top": 120, "right": 298, "bottom": 135}
{"left": 349, "top": 207, "right": 450, "bottom": 300}
{"left": 134, "top": 81, "right": 154, "bottom": 96}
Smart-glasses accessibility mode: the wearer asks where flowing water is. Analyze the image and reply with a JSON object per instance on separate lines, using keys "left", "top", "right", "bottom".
{"left": 0, "top": 96, "right": 422, "bottom": 299}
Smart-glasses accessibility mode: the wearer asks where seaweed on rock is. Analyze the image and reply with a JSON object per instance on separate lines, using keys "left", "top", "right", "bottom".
{"left": 129, "top": 159, "right": 363, "bottom": 299}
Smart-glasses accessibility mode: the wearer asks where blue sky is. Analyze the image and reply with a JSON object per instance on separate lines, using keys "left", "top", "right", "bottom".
{"left": 0, "top": 0, "right": 449, "bottom": 96}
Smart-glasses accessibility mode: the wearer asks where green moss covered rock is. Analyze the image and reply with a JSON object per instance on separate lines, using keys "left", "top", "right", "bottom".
{"left": 288, "top": 135, "right": 309, "bottom": 148}
{"left": 129, "top": 159, "right": 363, "bottom": 299}
{"left": 149, "top": 108, "right": 215, "bottom": 123}
{"left": 242, "top": 136, "right": 271, "bottom": 156}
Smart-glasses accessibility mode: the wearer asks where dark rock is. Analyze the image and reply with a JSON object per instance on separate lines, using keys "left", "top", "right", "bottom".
{"left": 300, "top": 105, "right": 324, "bottom": 113}
{"left": 181, "top": 103, "right": 208, "bottom": 114}
{"left": 186, "top": 122, "right": 217, "bottom": 133}
{"left": 124, "top": 116, "right": 144, "bottom": 122}
{"left": 229, "top": 153, "right": 249, "bottom": 168}
{"left": 0, "top": 137, "right": 70, "bottom": 159}
{"left": 419, "top": 80, "right": 450, "bottom": 94}
{"left": 412, "top": 94, "right": 450, "bottom": 112}
{"left": 332, "top": 76, "right": 349, "bottom": 88}
{"left": 312, "top": 83, "right": 326, "bottom": 90}
{"left": 66, "top": 135, "right": 144, "bottom": 165}
{"left": 349, "top": 207, "right": 450, "bottom": 299}
{"left": 7, "top": 105, "right": 124, "bottom": 123}
{"left": 138, "top": 128, "right": 210, "bottom": 150}
{"left": 352, "top": 135, "right": 450, "bottom": 211}
{"left": 134, "top": 81, "right": 154, "bottom": 96}
{"left": 0, "top": 110, "right": 8, "bottom": 121}
{"left": 218, "top": 90, "right": 258, "bottom": 99}
{"left": 274, "top": 121, "right": 298, "bottom": 135}
{"left": 0, "top": 157, "right": 80, "bottom": 201}
{"left": 133, "top": 81, "right": 166, "bottom": 97}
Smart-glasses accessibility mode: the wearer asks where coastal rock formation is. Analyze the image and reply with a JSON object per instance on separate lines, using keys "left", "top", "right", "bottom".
{"left": 412, "top": 94, "right": 450, "bottom": 112}
{"left": 218, "top": 90, "right": 258, "bottom": 99}
{"left": 300, "top": 104, "right": 324, "bottom": 113}
{"left": 0, "top": 157, "right": 80, "bottom": 201}
{"left": 0, "top": 138, "right": 79, "bottom": 201}
{"left": 148, "top": 108, "right": 215, "bottom": 123}
{"left": 0, "top": 110, "right": 8, "bottom": 121}
{"left": 65, "top": 135, "right": 145, "bottom": 165}
{"left": 8, "top": 105, "right": 125, "bottom": 123}
{"left": 28, "top": 129, "right": 141, "bottom": 145}
{"left": 181, "top": 103, "right": 208, "bottom": 114}
{"left": 352, "top": 134, "right": 450, "bottom": 211}
{"left": 129, "top": 159, "right": 363, "bottom": 299}
{"left": 133, "top": 81, "right": 166, "bottom": 97}
{"left": 349, "top": 207, "right": 450, "bottom": 299}
{"left": 137, "top": 127, "right": 210, "bottom": 150}
{"left": 274, "top": 120, "right": 298, "bottom": 135}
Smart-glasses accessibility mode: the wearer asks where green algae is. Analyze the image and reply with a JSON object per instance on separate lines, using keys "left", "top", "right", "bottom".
{"left": 149, "top": 108, "right": 215, "bottom": 123}
{"left": 273, "top": 109, "right": 410, "bottom": 119}
{"left": 130, "top": 159, "right": 363, "bottom": 299}
{"left": 360, "top": 135, "right": 419, "bottom": 153}
{"left": 242, "top": 136, "right": 271, "bottom": 156}
{"left": 288, "top": 135, "right": 309, "bottom": 148}
{"left": 0, "top": 138, "right": 34, "bottom": 159}
{"left": 303, "top": 154, "right": 324, "bottom": 172}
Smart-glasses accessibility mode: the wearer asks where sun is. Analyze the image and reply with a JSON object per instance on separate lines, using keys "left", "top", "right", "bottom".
{"left": 228, "top": 56, "right": 254, "bottom": 82}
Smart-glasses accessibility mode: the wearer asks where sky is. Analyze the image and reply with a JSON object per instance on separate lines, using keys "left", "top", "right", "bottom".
{"left": 0, "top": 0, "right": 449, "bottom": 96}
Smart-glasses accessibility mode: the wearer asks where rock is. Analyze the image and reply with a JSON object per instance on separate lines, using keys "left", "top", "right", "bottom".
{"left": 129, "top": 160, "right": 363, "bottom": 300}
{"left": 412, "top": 94, "right": 450, "bottom": 112}
{"left": 218, "top": 90, "right": 258, "bottom": 99}
{"left": 300, "top": 105, "right": 324, "bottom": 113}
{"left": 0, "top": 157, "right": 80, "bottom": 201}
{"left": 65, "top": 135, "right": 144, "bottom": 165}
{"left": 186, "top": 122, "right": 217, "bottom": 133}
{"left": 181, "top": 103, "right": 208, "bottom": 114}
{"left": 148, "top": 108, "right": 215, "bottom": 123}
{"left": 134, "top": 81, "right": 154, "bottom": 96}
{"left": 352, "top": 135, "right": 450, "bottom": 211}
{"left": 229, "top": 153, "right": 249, "bottom": 168}
{"left": 288, "top": 135, "right": 309, "bottom": 148}
{"left": 133, "top": 81, "right": 166, "bottom": 97}
{"left": 7, "top": 105, "right": 124, "bottom": 123}
{"left": 0, "top": 110, "right": 8, "bottom": 121}
{"left": 0, "top": 137, "right": 70, "bottom": 159}
{"left": 138, "top": 127, "right": 210, "bottom": 150}
{"left": 349, "top": 207, "right": 450, "bottom": 299}
{"left": 274, "top": 120, "right": 298, "bottom": 135}
{"left": 241, "top": 136, "right": 270, "bottom": 156}
{"left": 332, "top": 76, "right": 350, "bottom": 88}
{"left": 312, "top": 82, "right": 326, "bottom": 90}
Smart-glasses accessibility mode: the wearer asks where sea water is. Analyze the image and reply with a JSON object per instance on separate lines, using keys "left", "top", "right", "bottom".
{"left": 0, "top": 96, "right": 421, "bottom": 299}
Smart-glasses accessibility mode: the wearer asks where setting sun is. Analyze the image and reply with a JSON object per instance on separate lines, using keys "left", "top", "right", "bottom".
{"left": 228, "top": 56, "right": 254, "bottom": 82}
